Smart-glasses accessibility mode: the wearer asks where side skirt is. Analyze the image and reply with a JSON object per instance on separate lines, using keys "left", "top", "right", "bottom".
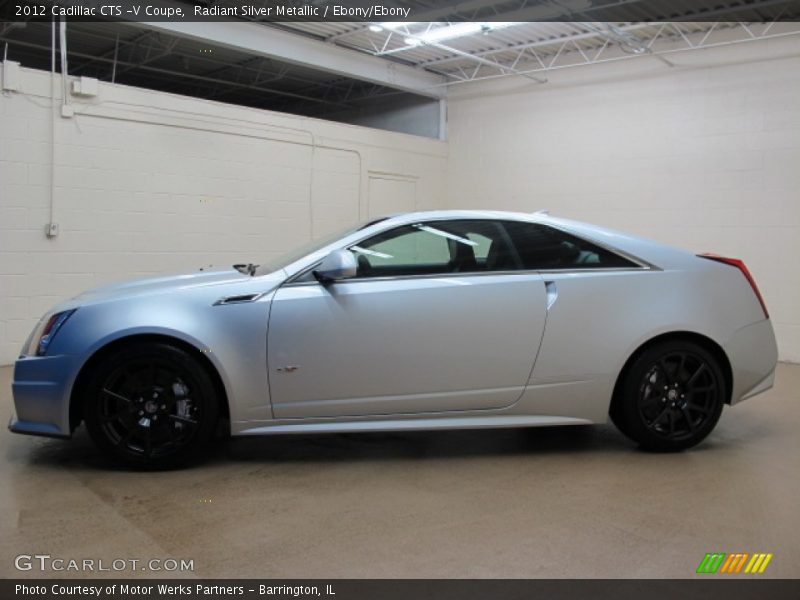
{"left": 233, "top": 415, "right": 592, "bottom": 436}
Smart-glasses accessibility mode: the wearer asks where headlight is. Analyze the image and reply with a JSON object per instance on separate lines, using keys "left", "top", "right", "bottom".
{"left": 25, "top": 309, "right": 77, "bottom": 356}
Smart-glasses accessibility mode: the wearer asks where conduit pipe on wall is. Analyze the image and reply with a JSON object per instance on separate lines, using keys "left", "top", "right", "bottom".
{"left": 44, "top": 18, "right": 73, "bottom": 240}
{"left": 46, "top": 17, "right": 71, "bottom": 239}
{"left": 48, "top": 18, "right": 56, "bottom": 238}
{"left": 69, "top": 100, "right": 366, "bottom": 239}
{"left": 59, "top": 18, "right": 68, "bottom": 109}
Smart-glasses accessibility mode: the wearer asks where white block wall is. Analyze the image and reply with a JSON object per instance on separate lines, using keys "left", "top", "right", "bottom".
{"left": 3, "top": 35, "right": 799, "bottom": 366}
{"left": 447, "top": 37, "right": 800, "bottom": 363}
{"left": 0, "top": 66, "right": 447, "bottom": 364}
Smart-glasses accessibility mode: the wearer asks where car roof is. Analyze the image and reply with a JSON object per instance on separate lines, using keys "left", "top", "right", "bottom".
{"left": 380, "top": 209, "right": 548, "bottom": 225}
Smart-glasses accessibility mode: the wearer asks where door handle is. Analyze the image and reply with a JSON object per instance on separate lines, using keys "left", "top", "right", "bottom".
{"left": 545, "top": 281, "right": 558, "bottom": 310}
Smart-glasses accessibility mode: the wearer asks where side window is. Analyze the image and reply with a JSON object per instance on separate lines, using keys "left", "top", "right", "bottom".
{"left": 466, "top": 232, "right": 492, "bottom": 262}
{"left": 350, "top": 224, "right": 452, "bottom": 278}
{"left": 349, "top": 220, "right": 522, "bottom": 278}
{"left": 501, "top": 221, "right": 638, "bottom": 270}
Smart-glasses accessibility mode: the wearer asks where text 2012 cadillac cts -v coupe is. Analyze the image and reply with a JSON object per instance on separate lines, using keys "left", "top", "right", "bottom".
{"left": 10, "top": 211, "right": 778, "bottom": 468}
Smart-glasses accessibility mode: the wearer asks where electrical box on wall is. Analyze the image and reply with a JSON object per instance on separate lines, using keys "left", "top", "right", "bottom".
{"left": 2, "top": 60, "right": 21, "bottom": 92}
{"left": 71, "top": 76, "right": 98, "bottom": 97}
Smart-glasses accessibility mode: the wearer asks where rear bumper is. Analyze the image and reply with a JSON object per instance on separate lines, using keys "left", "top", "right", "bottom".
{"left": 9, "top": 354, "right": 78, "bottom": 438}
{"left": 724, "top": 319, "right": 779, "bottom": 405}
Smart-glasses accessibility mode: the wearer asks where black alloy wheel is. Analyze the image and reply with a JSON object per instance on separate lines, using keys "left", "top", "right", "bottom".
{"left": 611, "top": 340, "right": 726, "bottom": 451}
{"left": 84, "top": 342, "right": 219, "bottom": 469}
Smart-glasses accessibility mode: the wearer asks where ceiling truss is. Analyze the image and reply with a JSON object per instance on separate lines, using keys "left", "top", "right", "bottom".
{"left": 423, "top": 20, "right": 800, "bottom": 86}
{"left": 2, "top": 0, "right": 799, "bottom": 119}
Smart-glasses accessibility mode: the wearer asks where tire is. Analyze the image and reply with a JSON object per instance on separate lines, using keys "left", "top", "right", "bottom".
{"left": 84, "top": 342, "right": 219, "bottom": 469}
{"left": 610, "top": 340, "right": 726, "bottom": 452}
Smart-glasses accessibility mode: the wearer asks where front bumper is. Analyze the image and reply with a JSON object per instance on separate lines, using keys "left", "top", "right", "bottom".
{"left": 9, "top": 353, "right": 78, "bottom": 438}
{"left": 8, "top": 411, "right": 70, "bottom": 438}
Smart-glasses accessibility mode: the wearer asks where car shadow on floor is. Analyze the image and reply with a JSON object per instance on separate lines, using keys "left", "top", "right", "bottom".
{"left": 219, "top": 423, "right": 635, "bottom": 464}
{"left": 9, "top": 422, "right": 644, "bottom": 472}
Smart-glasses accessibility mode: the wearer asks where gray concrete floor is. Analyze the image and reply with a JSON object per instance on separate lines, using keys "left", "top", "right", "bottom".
{"left": 1, "top": 363, "right": 798, "bottom": 579}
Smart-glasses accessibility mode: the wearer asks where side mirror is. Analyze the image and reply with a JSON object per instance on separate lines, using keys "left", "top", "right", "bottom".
{"left": 313, "top": 249, "right": 357, "bottom": 283}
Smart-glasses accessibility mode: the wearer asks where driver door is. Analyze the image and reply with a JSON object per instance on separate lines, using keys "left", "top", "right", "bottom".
{"left": 267, "top": 219, "right": 548, "bottom": 419}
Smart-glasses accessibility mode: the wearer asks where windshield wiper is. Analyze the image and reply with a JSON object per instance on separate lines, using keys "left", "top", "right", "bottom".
{"left": 233, "top": 263, "right": 259, "bottom": 277}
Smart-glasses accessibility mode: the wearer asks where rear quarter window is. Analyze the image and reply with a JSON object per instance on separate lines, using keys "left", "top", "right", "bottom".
{"left": 501, "top": 221, "right": 639, "bottom": 270}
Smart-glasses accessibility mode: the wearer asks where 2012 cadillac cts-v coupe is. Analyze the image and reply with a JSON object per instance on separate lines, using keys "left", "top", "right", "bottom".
{"left": 10, "top": 211, "right": 778, "bottom": 468}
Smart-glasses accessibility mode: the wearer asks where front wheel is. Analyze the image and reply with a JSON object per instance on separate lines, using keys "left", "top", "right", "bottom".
{"left": 611, "top": 340, "right": 726, "bottom": 452}
{"left": 84, "top": 342, "right": 219, "bottom": 469}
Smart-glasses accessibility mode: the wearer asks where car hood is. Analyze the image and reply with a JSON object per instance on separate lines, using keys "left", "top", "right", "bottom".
{"left": 66, "top": 267, "right": 282, "bottom": 307}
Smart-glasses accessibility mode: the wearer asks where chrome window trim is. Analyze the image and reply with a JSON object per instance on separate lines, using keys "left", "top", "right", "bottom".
{"left": 282, "top": 265, "right": 654, "bottom": 288}
{"left": 281, "top": 217, "right": 660, "bottom": 287}
{"left": 537, "top": 266, "right": 658, "bottom": 273}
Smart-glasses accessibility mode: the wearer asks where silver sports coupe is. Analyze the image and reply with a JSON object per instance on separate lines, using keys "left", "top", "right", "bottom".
{"left": 10, "top": 210, "right": 778, "bottom": 468}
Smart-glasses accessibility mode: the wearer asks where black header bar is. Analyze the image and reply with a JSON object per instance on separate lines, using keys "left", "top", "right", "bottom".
{"left": 2, "top": 0, "right": 800, "bottom": 23}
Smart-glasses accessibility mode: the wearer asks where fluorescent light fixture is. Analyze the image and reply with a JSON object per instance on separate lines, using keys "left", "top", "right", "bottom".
{"left": 413, "top": 224, "right": 478, "bottom": 246}
{"left": 401, "top": 22, "right": 518, "bottom": 45}
{"left": 404, "top": 37, "right": 420, "bottom": 46}
{"left": 368, "top": 24, "right": 384, "bottom": 33}
{"left": 418, "top": 22, "right": 481, "bottom": 43}
{"left": 382, "top": 22, "right": 415, "bottom": 31}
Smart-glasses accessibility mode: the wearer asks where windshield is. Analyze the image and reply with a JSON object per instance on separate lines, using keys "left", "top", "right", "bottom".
{"left": 253, "top": 217, "right": 388, "bottom": 276}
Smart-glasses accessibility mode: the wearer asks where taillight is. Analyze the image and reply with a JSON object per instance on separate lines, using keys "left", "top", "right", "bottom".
{"left": 699, "top": 253, "right": 769, "bottom": 318}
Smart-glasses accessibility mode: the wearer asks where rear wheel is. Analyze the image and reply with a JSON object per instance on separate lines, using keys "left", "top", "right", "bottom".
{"left": 611, "top": 340, "right": 726, "bottom": 452}
{"left": 84, "top": 342, "right": 219, "bottom": 469}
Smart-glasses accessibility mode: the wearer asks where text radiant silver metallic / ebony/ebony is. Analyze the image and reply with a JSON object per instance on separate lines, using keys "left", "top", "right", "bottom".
{"left": 10, "top": 211, "right": 778, "bottom": 468}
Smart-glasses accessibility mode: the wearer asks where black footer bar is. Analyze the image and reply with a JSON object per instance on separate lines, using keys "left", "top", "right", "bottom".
{"left": 3, "top": 579, "right": 800, "bottom": 600}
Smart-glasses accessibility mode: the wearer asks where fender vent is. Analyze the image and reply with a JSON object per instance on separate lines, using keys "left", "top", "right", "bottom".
{"left": 214, "top": 293, "right": 262, "bottom": 306}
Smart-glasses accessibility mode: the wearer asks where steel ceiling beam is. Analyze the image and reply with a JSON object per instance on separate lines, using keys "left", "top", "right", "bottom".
{"left": 336, "top": 0, "right": 796, "bottom": 69}
{"left": 29, "top": 22, "right": 349, "bottom": 91}
{"left": 0, "top": 35, "right": 346, "bottom": 105}
{"left": 400, "top": 26, "right": 548, "bottom": 84}
{"left": 418, "top": 22, "right": 655, "bottom": 67}
{"left": 324, "top": 0, "right": 513, "bottom": 43}
{"left": 140, "top": 20, "right": 446, "bottom": 98}
{"left": 434, "top": 21, "right": 800, "bottom": 86}
{"left": 71, "top": 30, "right": 155, "bottom": 76}
{"left": 324, "top": 0, "right": 643, "bottom": 44}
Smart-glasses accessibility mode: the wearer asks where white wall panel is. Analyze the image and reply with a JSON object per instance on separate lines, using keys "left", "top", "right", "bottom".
{"left": 0, "top": 66, "right": 447, "bottom": 364}
{"left": 446, "top": 37, "right": 800, "bottom": 362}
